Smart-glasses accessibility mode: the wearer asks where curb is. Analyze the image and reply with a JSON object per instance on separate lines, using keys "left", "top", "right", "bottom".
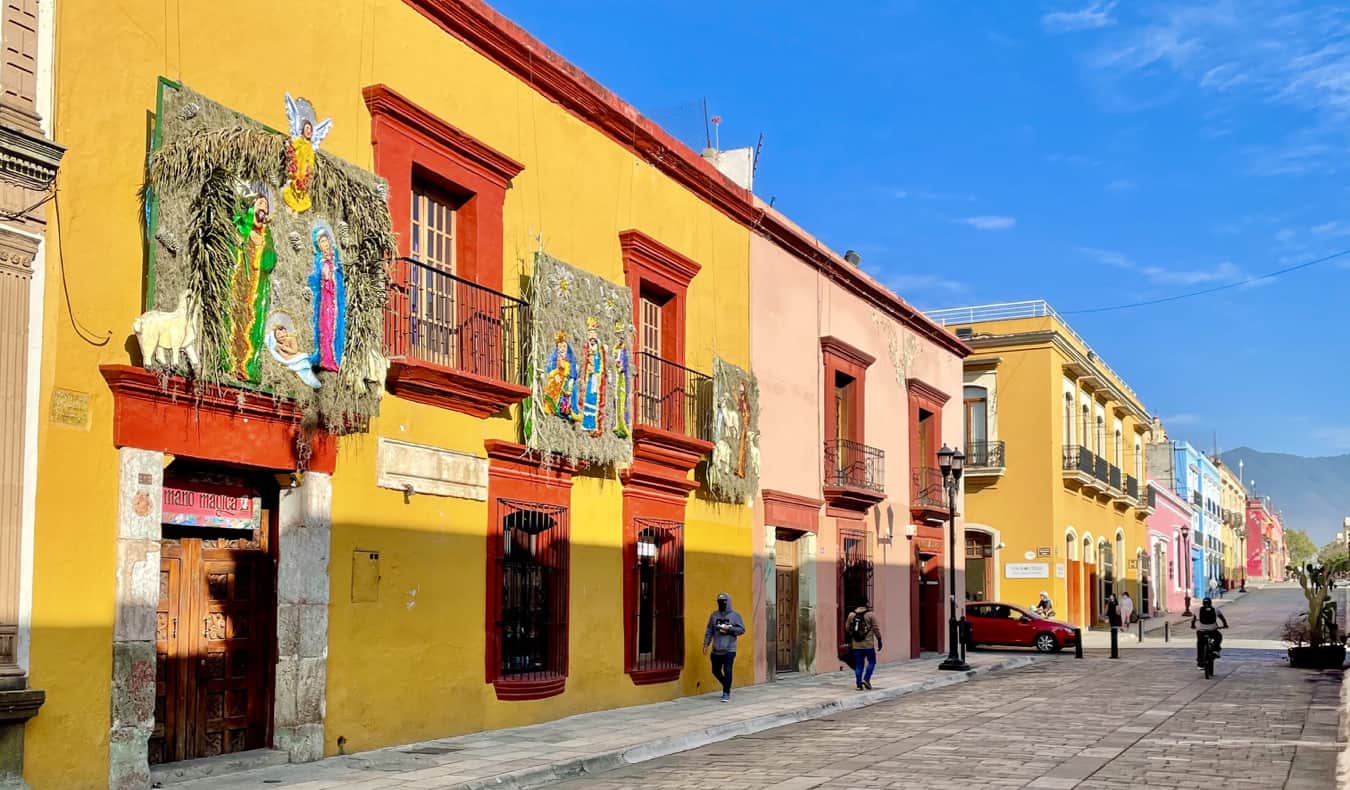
{"left": 455, "top": 655, "right": 1040, "bottom": 789}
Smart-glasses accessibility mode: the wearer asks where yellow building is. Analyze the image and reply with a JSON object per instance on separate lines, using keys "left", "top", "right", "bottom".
{"left": 927, "top": 302, "right": 1153, "bottom": 632}
{"left": 28, "top": 1, "right": 759, "bottom": 787}
{"left": 1214, "top": 459, "right": 1247, "bottom": 588}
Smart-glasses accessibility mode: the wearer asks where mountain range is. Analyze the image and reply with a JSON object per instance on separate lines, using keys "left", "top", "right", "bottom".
{"left": 1218, "top": 448, "right": 1350, "bottom": 546}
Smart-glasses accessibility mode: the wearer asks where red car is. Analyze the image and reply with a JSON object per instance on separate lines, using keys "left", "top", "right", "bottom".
{"left": 964, "top": 602, "right": 1077, "bottom": 653}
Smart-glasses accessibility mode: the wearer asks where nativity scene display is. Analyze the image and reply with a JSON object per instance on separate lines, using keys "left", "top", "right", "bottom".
{"left": 137, "top": 81, "right": 395, "bottom": 435}
{"left": 527, "top": 254, "right": 635, "bottom": 467}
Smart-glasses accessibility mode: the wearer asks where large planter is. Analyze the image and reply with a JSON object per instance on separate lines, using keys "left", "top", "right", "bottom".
{"left": 1287, "top": 645, "right": 1347, "bottom": 669}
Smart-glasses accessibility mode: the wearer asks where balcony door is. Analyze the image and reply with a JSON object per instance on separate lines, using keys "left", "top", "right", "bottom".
{"left": 964, "top": 386, "right": 987, "bottom": 463}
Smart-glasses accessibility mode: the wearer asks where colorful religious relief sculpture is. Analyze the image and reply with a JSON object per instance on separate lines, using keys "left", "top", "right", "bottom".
{"left": 141, "top": 82, "right": 395, "bottom": 439}
{"left": 612, "top": 324, "right": 631, "bottom": 439}
{"left": 282, "top": 94, "right": 332, "bottom": 214}
{"left": 542, "top": 331, "right": 579, "bottom": 419}
{"left": 709, "top": 357, "right": 761, "bottom": 505}
{"left": 309, "top": 222, "right": 346, "bottom": 371}
{"left": 579, "top": 317, "right": 608, "bottom": 435}
{"left": 264, "top": 312, "right": 321, "bottom": 389}
{"left": 224, "top": 182, "right": 278, "bottom": 384}
{"left": 526, "top": 253, "right": 633, "bottom": 466}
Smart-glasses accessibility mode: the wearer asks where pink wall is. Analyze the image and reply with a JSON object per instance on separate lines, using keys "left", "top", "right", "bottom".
{"left": 1146, "top": 480, "right": 1190, "bottom": 615}
{"left": 749, "top": 226, "right": 966, "bottom": 678}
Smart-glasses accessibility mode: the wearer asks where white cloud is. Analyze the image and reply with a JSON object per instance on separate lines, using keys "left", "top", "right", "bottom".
{"left": 959, "top": 215, "right": 1016, "bottom": 231}
{"left": 886, "top": 274, "right": 968, "bottom": 295}
{"left": 1140, "top": 260, "right": 1243, "bottom": 286}
{"left": 1161, "top": 413, "right": 1201, "bottom": 426}
{"left": 1312, "top": 220, "right": 1350, "bottom": 237}
{"left": 1275, "top": 227, "right": 1298, "bottom": 243}
{"left": 1077, "top": 246, "right": 1134, "bottom": 269}
{"left": 1043, "top": 2, "right": 1117, "bottom": 34}
{"left": 893, "top": 187, "right": 976, "bottom": 202}
{"left": 1046, "top": 152, "right": 1103, "bottom": 167}
{"left": 1106, "top": 178, "right": 1136, "bottom": 192}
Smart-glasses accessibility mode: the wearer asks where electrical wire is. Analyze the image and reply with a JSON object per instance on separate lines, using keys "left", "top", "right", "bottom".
{"left": 1061, "top": 247, "right": 1350, "bottom": 315}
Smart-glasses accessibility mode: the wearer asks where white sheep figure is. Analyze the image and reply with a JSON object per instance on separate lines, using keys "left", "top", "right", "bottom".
{"left": 132, "top": 289, "right": 201, "bottom": 371}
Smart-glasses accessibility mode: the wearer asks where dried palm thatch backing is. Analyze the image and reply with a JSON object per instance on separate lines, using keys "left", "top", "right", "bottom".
{"left": 143, "top": 83, "right": 394, "bottom": 438}
{"left": 526, "top": 252, "right": 635, "bottom": 468}
{"left": 708, "top": 356, "right": 760, "bottom": 505}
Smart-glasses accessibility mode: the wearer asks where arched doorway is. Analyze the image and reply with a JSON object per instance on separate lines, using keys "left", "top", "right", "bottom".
{"left": 964, "top": 530, "right": 994, "bottom": 602}
{"left": 1098, "top": 539, "right": 1113, "bottom": 623}
{"left": 1084, "top": 535, "right": 1098, "bottom": 626}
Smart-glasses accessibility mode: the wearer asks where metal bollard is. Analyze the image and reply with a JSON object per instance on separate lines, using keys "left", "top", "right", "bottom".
{"left": 1164, "top": 621, "right": 1169, "bottom": 642}
{"left": 1073, "top": 628, "right": 1083, "bottom": 658}
{"left": 1110, "top": 626, "right": 1119, "bottom": 659}
{"left": 1183, "top": 595, "right": 1192, "bottom": 617}
{"left": 1138, "top": 618, "right": 1144, "bottom": 643}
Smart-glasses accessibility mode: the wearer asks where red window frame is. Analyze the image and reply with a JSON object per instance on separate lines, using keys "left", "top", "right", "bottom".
{"left": 484, "top": 440, "right": 572, "bottom": 701}
{"left": 620, "top": 231, "right": 701, "bottom": 438}
{"left": 622, "top": 484, "right": 687, "bottom": 685}
{"left": 819, "top": 337, "right": 873, "bottom": 447}
{"left": 624, "top": 516, "right": 685, "bottom": 684}
{"left": 907, "top": 377, "right": 949, "bottom": 502}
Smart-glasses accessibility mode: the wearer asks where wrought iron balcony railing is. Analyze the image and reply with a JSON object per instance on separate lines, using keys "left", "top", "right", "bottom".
{"left": 911, "top": 465, "right": 946, "bottom": 509}
{"left": 964, "top": 440, "right": 1005, "bottom": 469}
{"left": 1191, "top": 491, "right": 1203, "bottom": 508}
{"left": 1125, "top": 475, "right": 1139, "bottom": 500}
{"left": 1108, "top": 464, "right": 1122, "bottom": 492}
{"left": 635, "top": 351, "right": 714, "bottom": 442}
{"left": 1062, "top": 445, "right": 1096, "bottom": 475}
{"left": 385, "top": 256, "right": 528, "bottom": 385}
{"left": 823, "top": 439, "right": 885, "bottom": 493}
{"left": 1145, "top": 486, "right": 1157, "bottom": 509}
{"left": 1094, "top": 456, "right": 1110, "bottom": 485}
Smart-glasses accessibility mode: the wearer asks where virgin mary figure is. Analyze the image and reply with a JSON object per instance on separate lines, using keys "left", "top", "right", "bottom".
{"left": 308, "top": 222, "right": 346, "bottom": 371}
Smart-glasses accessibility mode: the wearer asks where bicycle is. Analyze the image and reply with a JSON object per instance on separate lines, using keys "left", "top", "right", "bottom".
{"left": 1196, "top": 627, "right": 1227, "bottom": 678}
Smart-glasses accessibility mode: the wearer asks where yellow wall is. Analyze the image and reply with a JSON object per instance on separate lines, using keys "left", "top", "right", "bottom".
{"left": 956, "top": 317, "right": 1153, "bottom": 628}
{"left": 32, "top": 1, "right": 752, "bottom": 786}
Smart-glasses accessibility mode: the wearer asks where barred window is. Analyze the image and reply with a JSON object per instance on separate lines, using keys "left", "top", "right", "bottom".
{"left": 496, "top": 499, "right": 569, "bottom": 681}
{"left": 630, "top": 519, "right": 684, "bottom": 678}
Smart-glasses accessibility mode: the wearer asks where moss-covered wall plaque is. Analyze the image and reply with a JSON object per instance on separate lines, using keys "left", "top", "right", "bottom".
{"left": 525, "top": 253, "right": 634, "bottom": 467}
{"left": 140, "top": 80, "right": 395, "bottom": 436}
{"left": 708, "top": 357, "right": 760, "bottom": 505}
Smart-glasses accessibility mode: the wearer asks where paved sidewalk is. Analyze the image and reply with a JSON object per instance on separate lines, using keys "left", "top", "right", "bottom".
{"left": 167, "top": 654, "right": 1038, "bottom": 790}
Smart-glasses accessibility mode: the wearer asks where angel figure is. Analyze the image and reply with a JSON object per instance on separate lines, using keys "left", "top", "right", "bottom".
{"left": 282, "top": 93, "right": 332, "bottom": 213}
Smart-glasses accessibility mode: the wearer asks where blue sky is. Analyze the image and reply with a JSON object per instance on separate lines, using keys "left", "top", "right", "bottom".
{"left": 492, "top": 0, "right": 1350, "bottom": 458}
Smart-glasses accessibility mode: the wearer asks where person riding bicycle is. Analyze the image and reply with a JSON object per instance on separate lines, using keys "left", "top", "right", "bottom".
{"left": 1190, "top": 597, "right": 1228, "bottom": 666}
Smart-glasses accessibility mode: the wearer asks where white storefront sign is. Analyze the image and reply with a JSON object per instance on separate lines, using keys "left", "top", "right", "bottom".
{"left": 1005, "top": 562, "right": 1050, "bottom": 579}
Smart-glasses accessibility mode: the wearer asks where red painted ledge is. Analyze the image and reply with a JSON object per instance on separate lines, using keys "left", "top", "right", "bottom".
{"left": 386, "top": 360, "right": 530, "bottom": 419}
{"left": 100, "top": 365, "right": 336, "bottom": 474}
{"left": 492, "top": 675, "right": 566, "bottom": 702}
{"left": 621, "top": 424, "right": 713, "bottom": 497}
{"left": 627, "top": 665, "right": 682, "bottom": 686}
{"left": 822, "top": 483, "right": 886, "bottom": 516}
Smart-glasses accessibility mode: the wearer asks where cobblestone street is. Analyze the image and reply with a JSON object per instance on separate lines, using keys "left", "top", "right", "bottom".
{"left": 554, "top": 587, "right": 1344, "bottom": 790}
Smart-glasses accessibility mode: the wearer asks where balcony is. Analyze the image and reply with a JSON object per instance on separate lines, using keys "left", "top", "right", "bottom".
{"left": 909, "top": 465, "right": 949, "bottom": 524}
{"left": 964, "top": 440, "right": 1005, "bottom": 477}
{"left": 623, "top": 352, "right": 714, "bottom": 496}
{"left": 822, "top": 439, "right": 886, "bottom": 514}
{"left": 1061, "top": 446, "right": 1101, "bottom": 492}
{"left": 1108, "top": 464, "right": 1122, "bottom": 492}
{"left": 1191, "top": 491, "right": 1202, "bottom": 509}
{"left": 1115, "top": 473, "right": 1139, "bottom": 506}
{"left": 383, "top": 257, "right": 530, "bottom": 417}
{"left": 1143, "top": 485, "right": 1157, "bottom": 513}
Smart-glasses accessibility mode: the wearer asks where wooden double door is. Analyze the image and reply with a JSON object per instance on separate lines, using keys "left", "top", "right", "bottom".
{"left": 151, "top": 529, "right": 274, "bottom": 765}
{"left": 774, "top": 533, "right": 799, "bottom": 673}
{"left": 916, "top": 552, "right": 942, "bottom": 653}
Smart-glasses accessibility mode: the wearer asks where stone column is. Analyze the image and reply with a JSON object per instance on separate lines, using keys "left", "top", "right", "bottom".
{"left": 797, "top": 533, "right": 817, "bottom": 674}
{"left": 274, "top": 472, "right": 331, "bottom": 762}
{"left": 108, "top": 448, "right": 164, "bottom": 790}
{"left": 760, "top": 525, "right": 776, "bottom": 683}
{"left": 0, "top": 233, "right": 36, "bottom": 687}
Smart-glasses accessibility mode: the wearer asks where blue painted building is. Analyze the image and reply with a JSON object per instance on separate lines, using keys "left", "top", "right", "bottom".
{"left": 1146, "top": 438, "right": 1221, "bottom": 601}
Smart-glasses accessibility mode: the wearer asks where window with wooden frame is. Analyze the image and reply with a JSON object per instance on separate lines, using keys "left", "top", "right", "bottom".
{"left": 493, "top": 499, "right": 569, "bottom": 685}
{"left": 365, "top": 85, "right": 530, "bottom": 414}
{"left": 625, "top": 518, "right": 684, "bottom": 683}
{"left": 964, "top": 386, "right": 988, "bottom": 447}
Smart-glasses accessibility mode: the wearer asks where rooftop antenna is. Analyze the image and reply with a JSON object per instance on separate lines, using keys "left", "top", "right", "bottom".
{"left": 752, "top": 132, "right": 764, "bottom": 175}
{"left": 702, "top": 97, "right": 711, "bottom": 150}
{"left": 710, "top": 114, "right": 721, "bottom": 151}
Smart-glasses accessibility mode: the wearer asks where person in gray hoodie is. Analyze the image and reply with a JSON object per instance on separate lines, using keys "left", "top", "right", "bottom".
{"left": 702, "top": 592, "right": 746, "bottom": 702}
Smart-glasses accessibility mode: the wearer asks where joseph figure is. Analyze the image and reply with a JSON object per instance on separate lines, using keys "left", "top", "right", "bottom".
{"left": 225, "top": 190, "right": 277, "bottom": 383}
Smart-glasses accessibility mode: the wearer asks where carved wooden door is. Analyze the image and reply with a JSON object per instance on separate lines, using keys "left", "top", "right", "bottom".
{"left": 153, "top": 531, "right": 272, "bottom": 765}
{"left": 774, "top": 568, "right": 797, "bottom": 672}
{"left": 194, "top": 548, "right": 271, "bottom": 759}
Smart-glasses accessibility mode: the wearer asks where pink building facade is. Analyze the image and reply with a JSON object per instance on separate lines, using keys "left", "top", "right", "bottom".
{"left": 1245, "top": 497, "right": 1286, "bottom": 582}
{"left": 1145, "top": 480, "right": 1191, "bottom": 615}
{"left": 747, "top": 205, "right": 970, "bottom": 682}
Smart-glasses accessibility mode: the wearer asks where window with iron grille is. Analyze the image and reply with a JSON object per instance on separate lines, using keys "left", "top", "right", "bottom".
{"left": 630, "top": 518, "right": 684, "bottom": 677}
{"left": 838, "top": 529, "right": 873, "bottom": 648}
{"left": 495, "top": 499, "right": 569, "bottom": 682}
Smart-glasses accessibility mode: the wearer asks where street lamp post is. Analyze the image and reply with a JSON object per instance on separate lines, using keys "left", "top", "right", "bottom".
{"left": 1180, "top": 524, "right": 1192, "bottom": 616}
{"left": 937, "top": 444, "right": 969, "bottom": 672}
{"left": 1239, "top": 533, "right": 1246, "bottom": 593}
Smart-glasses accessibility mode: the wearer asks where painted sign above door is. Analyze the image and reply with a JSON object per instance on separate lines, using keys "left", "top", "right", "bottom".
{"left": 1005, "top": 562, "right": 1050, "bottom": 579}
{"left": 162, "top": 483, "right": 259, "bottom": 530}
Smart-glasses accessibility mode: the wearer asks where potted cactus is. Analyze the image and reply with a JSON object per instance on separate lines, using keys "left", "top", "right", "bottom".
{"left": 1285, "top": 557, "right": 1348, "bottom": 670}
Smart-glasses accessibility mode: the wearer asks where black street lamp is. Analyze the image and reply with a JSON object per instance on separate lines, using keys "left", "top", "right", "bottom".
{"left": 937, "top": 444, "right": 969, "bottom": 672}
{"left": 1238, "top": 533, "right": 1246, "bottom": 593}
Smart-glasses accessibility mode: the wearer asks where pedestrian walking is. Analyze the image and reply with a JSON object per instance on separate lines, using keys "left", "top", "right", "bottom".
{"left": 844, "top": 601, "right": 883, "bottom": 690}
{"left": 702, "top": 592, "right": 745, "bottom": 702}
{"left": 1119, "top": 591, "right": 1135, "bottom": 625}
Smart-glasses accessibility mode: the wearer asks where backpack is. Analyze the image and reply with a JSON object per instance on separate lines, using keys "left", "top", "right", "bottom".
{"left": 1198, "top": 607, "right": 1217, "bottom": 626}
{"left": 848, "top": 611, "right": 871, "bottom": 642}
